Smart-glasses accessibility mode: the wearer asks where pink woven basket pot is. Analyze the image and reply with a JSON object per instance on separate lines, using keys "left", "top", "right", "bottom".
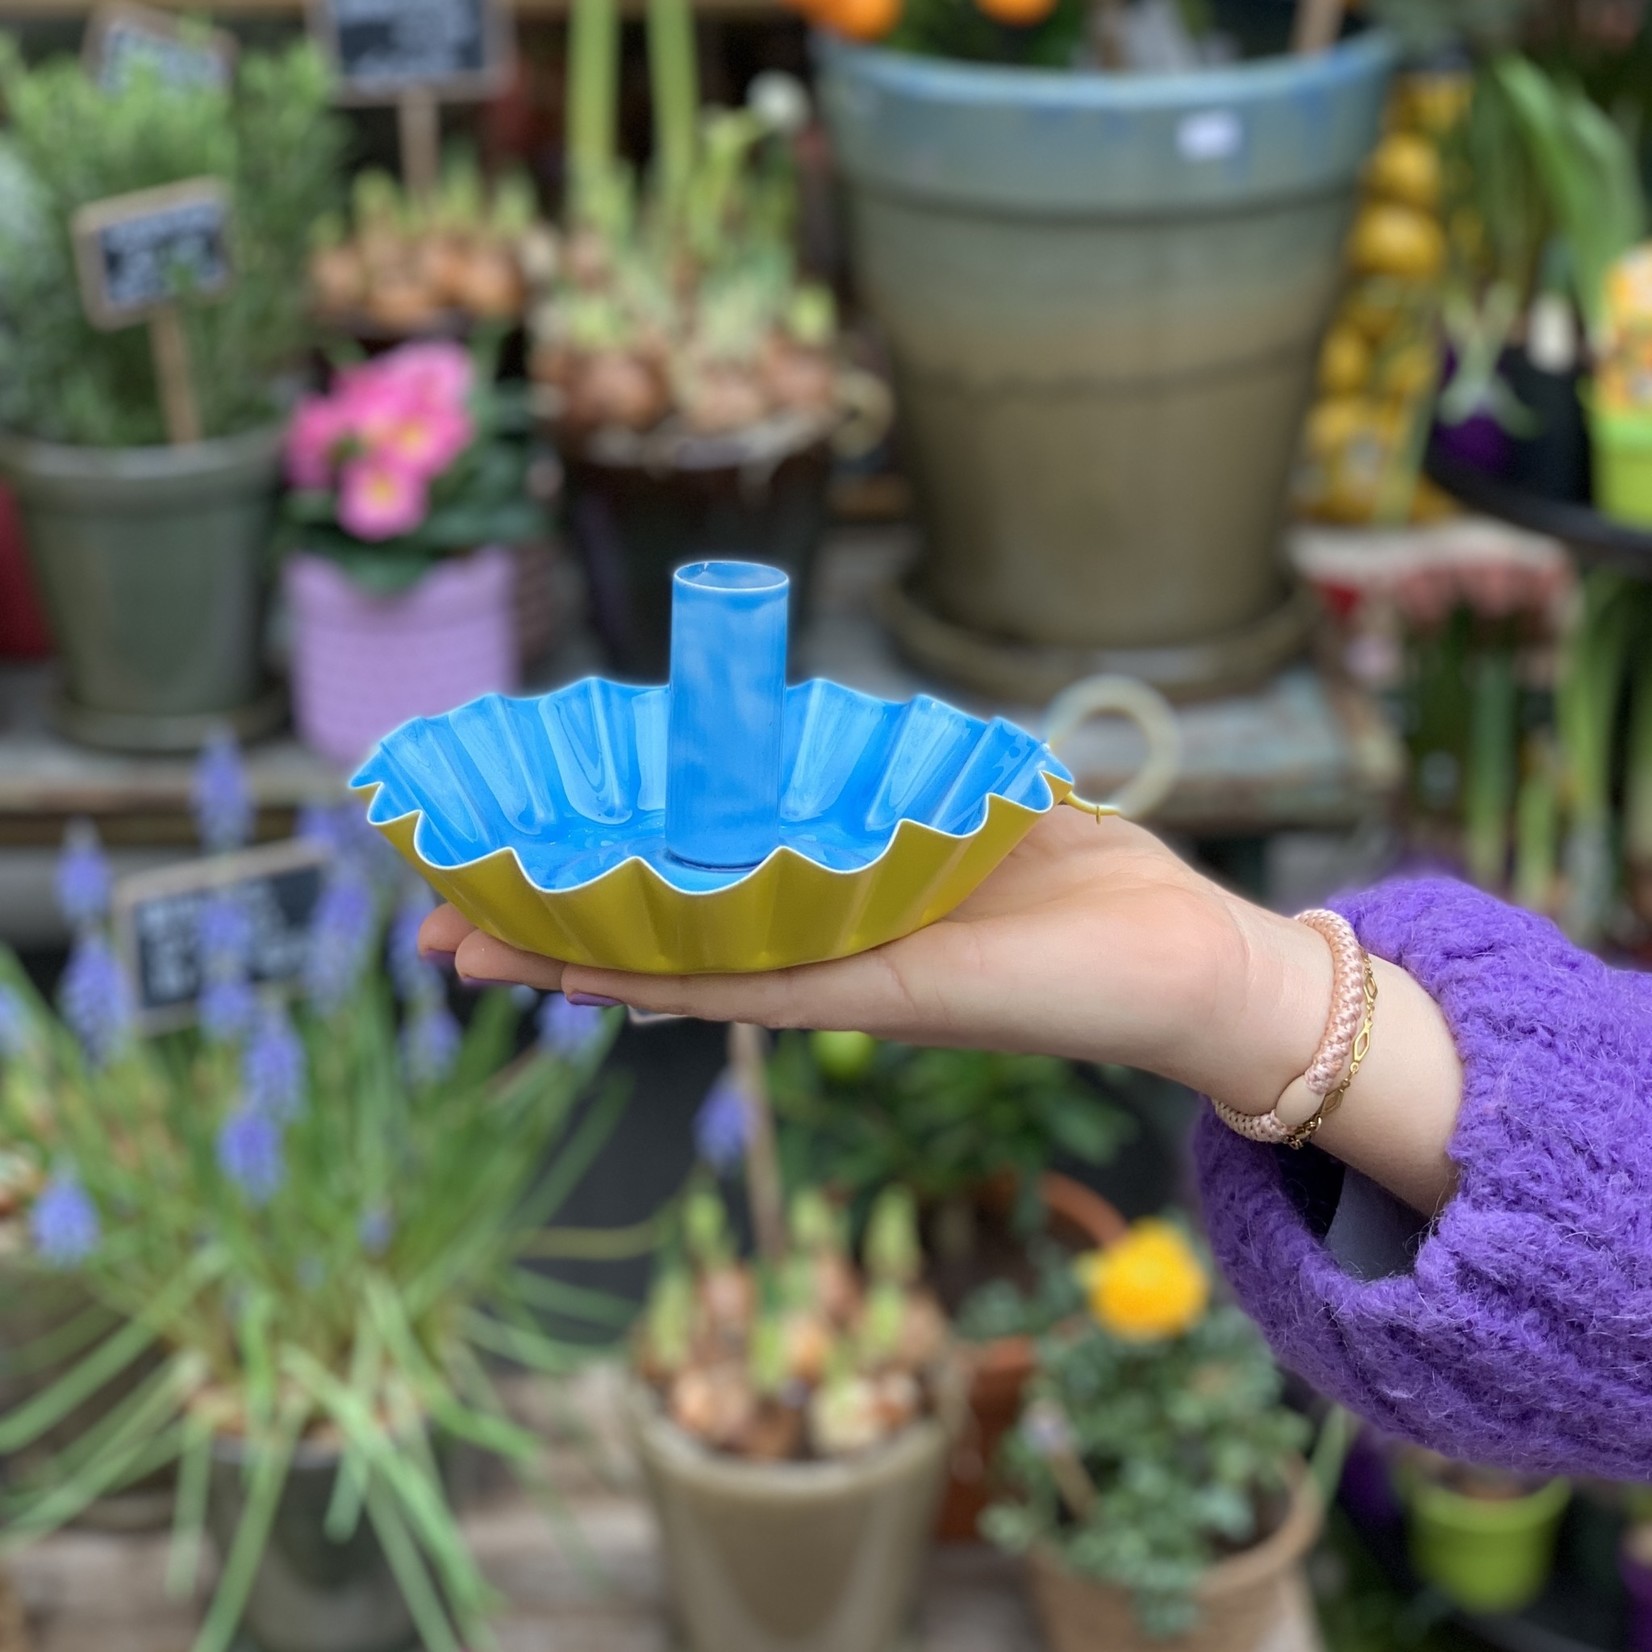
{"left": 286, "top": 547, "right": 519, "bottom": 771}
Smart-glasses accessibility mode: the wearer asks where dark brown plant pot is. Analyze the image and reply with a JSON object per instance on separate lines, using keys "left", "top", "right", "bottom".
{"left": 554, "top": 414, "right": 834, "bottom": 681}
{"left": 936, "top": 1173, "right": 1127, "bottom": 1543}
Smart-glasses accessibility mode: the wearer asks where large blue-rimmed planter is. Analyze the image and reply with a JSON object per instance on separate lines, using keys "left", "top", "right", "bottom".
{"left": 818, "top": 32, "right": 1395, "bottom": 701}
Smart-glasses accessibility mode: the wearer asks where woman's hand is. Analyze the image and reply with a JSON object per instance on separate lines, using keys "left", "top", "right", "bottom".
{"left": 419, "top": 809, "right": 1328, "bottom": 1111}
{"left": 420, "top": 807, "right": 1463, "bottom": 1212}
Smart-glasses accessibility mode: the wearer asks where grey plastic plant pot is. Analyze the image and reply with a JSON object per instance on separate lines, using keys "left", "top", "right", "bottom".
{"left": 206, "top": 1434, "right": 420, "bottom": 1652}
{"left": 626, "top": 1380, "right": 951, "bottom": 1652}
{"left": 818, "top": 33, "right": 1395, "bottom": 699}
{"left": 0, "top": 426, "right": 284, "bottom": 751}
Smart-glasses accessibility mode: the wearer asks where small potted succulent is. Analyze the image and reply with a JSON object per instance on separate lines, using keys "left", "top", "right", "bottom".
{"left": 530, "top": 0, "right": 881, "bottom": 676}
{"left": 769, "top": 1029, "right": 1130, "bottom": 1538}
{"left": 0, "top": 749, "right": 628, "bottom": 1652}
{"left": 0, "top": 40, "right": 343, "bottom": 749}
{"left": 1402, "top": 1451, "right": 1571, "bottom": 1616}
{"left": 309, "top": 153, "right": 545, "bottom": 344}
{"left": 985, "top": 1220, "right": 1315, "bottom": 1652}
{"left": 629, "top": 1029, "right": 956, "bottom": 1652}
{"left": 280, "top": 339, "right": 544, "bottom": 768}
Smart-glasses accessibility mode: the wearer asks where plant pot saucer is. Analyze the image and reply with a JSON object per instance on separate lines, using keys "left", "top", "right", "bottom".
{"left": 881, "top": 578, "right": 1317, "bottom": 706}
{"left": 53, "top": 680, "right": 288, "bottom": 754}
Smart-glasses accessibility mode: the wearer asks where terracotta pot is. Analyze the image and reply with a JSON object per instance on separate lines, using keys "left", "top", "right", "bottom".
{"left": 937, "top": 1173, "right": 1126, "bottom": 1542}
{"left": 1027, "top": 1468, "right": 1323, "bottom": 1652}
{"left": 627, "top": 1380, "right": 950, "bottom": 1652}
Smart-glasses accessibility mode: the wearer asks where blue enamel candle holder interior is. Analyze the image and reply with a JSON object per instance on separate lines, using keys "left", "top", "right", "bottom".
{"left": 353, "top": 560, "right": 1073, "bottom": 899}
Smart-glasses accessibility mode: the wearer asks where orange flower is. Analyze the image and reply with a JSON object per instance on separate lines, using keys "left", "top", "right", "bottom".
{"left": 1077, "top": 1220, "right": 1209, "bottom": 1343}
{"left": 975, "top": 0, "right": 1059, "bottom": 27}
{"left": 827, "top": 0, "right": 902, "bottom": 41}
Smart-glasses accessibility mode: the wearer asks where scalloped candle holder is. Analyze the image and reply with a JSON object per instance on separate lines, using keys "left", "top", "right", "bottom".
{"left": 352, "top": 561, "right": 1093, "bottom": 975}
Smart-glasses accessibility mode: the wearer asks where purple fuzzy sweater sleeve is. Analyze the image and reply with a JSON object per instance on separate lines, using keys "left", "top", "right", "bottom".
{"left": 1195, "top": 877, "right": 1652, "bottom": 1479}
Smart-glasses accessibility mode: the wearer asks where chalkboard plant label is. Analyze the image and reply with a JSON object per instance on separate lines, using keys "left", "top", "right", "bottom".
{"left": 72, "top": 178, "right": 233, "bottom": 330}
{"left": 310, "top": 0, "right": 513, "bottom": 103}
{"left": 84, "top": 4, "right": 237, "bottom": 94}
{"left": 71, "top": 177, "right": 233, "bottom": 443}
{"left": 111, "top": 839, "right": 330, "bottom": 1033}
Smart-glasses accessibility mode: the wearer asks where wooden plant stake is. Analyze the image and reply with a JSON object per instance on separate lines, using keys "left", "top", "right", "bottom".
{"left": 71, "top": 179, "right": 232, "bottom": 450}
{"left": 397, "top": 87, "right": 442, "bottom": 201}
{"left": 1291, "top": 0, "right": 1346, "bottom": 54}
{"left": 309, "top": 0, "right": 514, "bottom": 202}
{"left": 147, "top": 305, "right": 201, "bottom": 446}
{"left": 729, "top": 1022, "right": 786, "bottom": 1267}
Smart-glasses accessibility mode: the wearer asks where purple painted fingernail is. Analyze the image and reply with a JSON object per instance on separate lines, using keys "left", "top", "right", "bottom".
{"left": 567, "top": 992, "right": 623, "bottom": 1008}
{"left": 458, "top": 975, "right": 516, "bottom": 989}
{"left": 420, "top": 947, "right": 456, "bottom": 970}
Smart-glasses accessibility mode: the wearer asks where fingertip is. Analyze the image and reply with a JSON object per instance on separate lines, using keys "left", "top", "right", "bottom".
{"left": 418, "top": 903, "right": 473, "bottom": 958}
{"left": 454, "top": 931, "right": 568, "bottom": 992}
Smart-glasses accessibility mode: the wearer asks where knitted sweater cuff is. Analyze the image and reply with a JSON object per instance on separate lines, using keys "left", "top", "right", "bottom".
{"left": 1194, "top": 877, "right": 1652, "bottom": 1478}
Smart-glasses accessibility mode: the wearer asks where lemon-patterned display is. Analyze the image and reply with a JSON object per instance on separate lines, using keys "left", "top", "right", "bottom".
{"left": 1597, "top": 246, "right": 1652, "bottom": 413}
{"left": 1298, "top": 71, "right": 1469, "bottom": 526}
{"left": 353, "top": 562, "right": 1094, "bottom": 976}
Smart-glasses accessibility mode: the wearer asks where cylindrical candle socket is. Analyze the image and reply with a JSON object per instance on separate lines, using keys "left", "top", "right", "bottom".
{"left": 665, "top": 561, "right": 790, "bottom": 870}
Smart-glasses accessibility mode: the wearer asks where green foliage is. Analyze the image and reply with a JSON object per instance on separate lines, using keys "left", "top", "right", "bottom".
{"left": 0, "top": 42, "right": 343, "bottom": 447}
{"left": 769, "top": 1034, "right": 1132, "bottom": 1216}
{"left": 1364, "top": 0, "right": 1537, "bottom": 57}
{"left": 953, "top": 1239, "right": 1082, "bottom": 1342}
{"left": 0, "top": 944, "right": 628, "bottom": 1652}
{"left": 882, "top": 0, "right": 1088, "bottom": 69}
{"left": 985, "top": 1301, "right": 1307, "bottom": 1638}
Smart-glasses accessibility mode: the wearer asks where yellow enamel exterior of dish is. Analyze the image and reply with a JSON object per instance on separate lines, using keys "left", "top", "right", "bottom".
{"left": 353, "top": 770, "right": 1078, "bottom": 976}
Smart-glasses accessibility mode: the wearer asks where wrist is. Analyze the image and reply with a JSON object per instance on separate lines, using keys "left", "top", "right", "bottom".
{"left": 1147, "top": 892, "right": 1334, "bottom": 1116}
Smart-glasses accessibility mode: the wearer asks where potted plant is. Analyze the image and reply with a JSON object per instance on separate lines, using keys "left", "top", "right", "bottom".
{"left": 1402, "top": 1452, "right": 1571, "bottom": 1616}
{"left": 985, "top": 1219, "right": 1315, "bottom": 1652}
{"left": 769, "top": 1029, "right": 1129, "bottom": 1538}
{"left": 813, "top": 0, "right": 1394, "bottom": 702}
{"left": 630, "top": 1169, "right": 955, "bottom": 1652}
{"left": 0, "top": 778, "right": 629, "bottom": 1652}
{"left": 280, "top": 338, "right": 544, "bottom": 769}
{"left": 0, "top": 41, "right": 343, "bottom": 751}
{"left": 530, "top": 0, "right": 882, "bottom": 677}
{"left": 1623, "top": 1493, "right": 1652, "bottom": 1652}
{"left": 309, "top": 153, "right": 545, "bottom": 345}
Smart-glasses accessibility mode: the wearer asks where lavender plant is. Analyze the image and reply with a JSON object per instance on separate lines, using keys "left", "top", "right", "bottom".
{"left": 0, "top": 763, "right": 629, "bottom": 1652}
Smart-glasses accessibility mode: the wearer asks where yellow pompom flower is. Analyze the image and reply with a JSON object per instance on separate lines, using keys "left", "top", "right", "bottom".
{"left": 1077, "top": 1220, "right": 1210, "bottom": 1343}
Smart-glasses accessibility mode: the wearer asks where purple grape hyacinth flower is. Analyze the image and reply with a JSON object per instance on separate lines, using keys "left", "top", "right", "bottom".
{"left": 694, "top": 1070, "right": 749, "bottom": 1172}
{"left": 358, "top": 1206, "right": 394, "bottom": 1257}
{"left": 31, "top": 1176, "right": 100, "bottom": 1267}
{"left": 304, "top": 864, "right": 376, "bottom": 1013}
{"left": 197, "top": 892, "right": 254, "bottom": 977}
{"left": 402, "top": 999, "right": 461, "bottom": 1086}
{"left": 243, "top": 1001, "right": 306, "bottom": 1120}
{"left": 192, "top": 731, "right": 254, "bottom": 854}
{"left": 58, "top": 934, "right": 134, "bottom": 1068}
{"left": 388, "top": 887, "right": 438, "bottom": 1003}
{"left": 537, "top": 993, "right": 604, "bottom": 1058}
{"left": 200, "top": 975, "right": 259, "bottom": 1045}
{"left": 55, "top": 821, "right": 111, "bottom": 932}
{"left": 217, "top": 1105, "right": 285, "bottom": 1207}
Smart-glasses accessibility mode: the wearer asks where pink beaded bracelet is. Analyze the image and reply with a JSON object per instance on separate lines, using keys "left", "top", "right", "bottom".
{"left": 1209, "top": 908, "right": 1378, "bottom": 1150}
